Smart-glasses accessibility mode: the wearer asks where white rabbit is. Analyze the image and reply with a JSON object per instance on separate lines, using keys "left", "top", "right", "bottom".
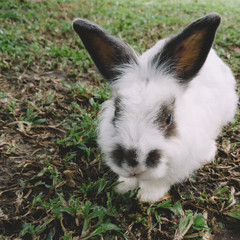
{"left": 73, "top": 13, "right": 238, "bottom": 202}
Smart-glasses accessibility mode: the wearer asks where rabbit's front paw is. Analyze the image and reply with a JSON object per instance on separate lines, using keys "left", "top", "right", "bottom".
{"left": 137, "top": 180, "right": 170, "bottom": 202}
{"left": 114, "top": 176, "right": 138, "bottom": 194}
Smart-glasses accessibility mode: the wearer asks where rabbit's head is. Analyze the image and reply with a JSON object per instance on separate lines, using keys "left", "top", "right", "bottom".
{"left": 73, "top": 13, "right": 221, "bottom": 180}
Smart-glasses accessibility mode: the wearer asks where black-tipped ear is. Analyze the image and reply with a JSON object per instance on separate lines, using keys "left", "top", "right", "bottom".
{"left": 152, "top": 13, "right": 221, "bottom": 83}
{"left": 73, "top": 19, "right": 137, "bottom": 82}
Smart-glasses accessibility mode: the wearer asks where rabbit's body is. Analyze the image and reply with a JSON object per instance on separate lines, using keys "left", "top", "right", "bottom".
{"left": 73, "top": 13, "right": 238, "bottom": 202}
{"left": 98, "top": 49, "right": 237, "bottom": 201}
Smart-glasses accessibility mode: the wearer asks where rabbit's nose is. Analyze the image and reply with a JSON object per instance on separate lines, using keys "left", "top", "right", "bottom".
{"left": 129, "top": 168, "right": 142, "bottom": 177}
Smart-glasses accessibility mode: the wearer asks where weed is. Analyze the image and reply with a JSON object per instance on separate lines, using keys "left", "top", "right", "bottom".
{"left": 4, "top": 97, "right": 17, "bottom": 119}
{"left": 19, "top": 219, "right": 54, "bottom": 238}
{"left": 0, "top": 90, "right": 7, "bottom": 99}
{"left": 227, "top": 205, "right": 240, "bottom": 220}
{"left": 57, "top": 107, "right": 97, "bottom": 157}
{"left": 7, "top": 144, "right": 17, "bottom": 154}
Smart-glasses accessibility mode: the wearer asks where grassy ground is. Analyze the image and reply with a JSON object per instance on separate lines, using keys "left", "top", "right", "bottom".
{"left": 0, "top": 0, "right": 239, "bottom": 239}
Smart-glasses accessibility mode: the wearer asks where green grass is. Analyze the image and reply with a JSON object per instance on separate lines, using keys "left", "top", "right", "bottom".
{"left": 0, "top": 0, "right": 239, "bottom": 239}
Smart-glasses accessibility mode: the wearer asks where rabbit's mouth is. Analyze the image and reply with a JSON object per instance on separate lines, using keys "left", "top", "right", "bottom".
{"left": 128, "top": 168, "right": 147, "bottom": 178}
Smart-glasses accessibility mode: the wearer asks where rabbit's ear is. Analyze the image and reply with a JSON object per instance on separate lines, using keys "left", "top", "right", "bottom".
{"left": 73, "top": 19, "right": 137, "bottom": 82}
{"left": 152, "top": 13, "right": 221, "bottom": 83}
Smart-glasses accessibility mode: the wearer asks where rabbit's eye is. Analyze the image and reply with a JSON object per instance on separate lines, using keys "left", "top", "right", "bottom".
{"left": 166, "top": 114, "right": 173, "bottom": 125}
{"left": 154, "top": 100, "right": 177, "bottom": 138}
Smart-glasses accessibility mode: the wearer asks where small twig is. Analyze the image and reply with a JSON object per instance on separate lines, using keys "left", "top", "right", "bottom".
{"left": 121, "top": 222, "right": 137, "bottom": 240}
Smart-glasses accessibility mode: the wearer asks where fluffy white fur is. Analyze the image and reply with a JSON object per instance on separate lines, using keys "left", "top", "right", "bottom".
{"left": 98, "top": 46, "right": 238, "bottom": 202}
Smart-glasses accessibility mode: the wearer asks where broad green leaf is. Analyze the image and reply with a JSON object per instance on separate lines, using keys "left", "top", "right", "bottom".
{"left": 96, "top": 178, "right": 108, "bottom": 195}
{"left": 156, "top": 199, "right": 172, "bottom": 209}
{"left": 35, "top": 218, "right": 54, "bottom": 232}
{"left": 214, "top": 187, "right": 228, "bottom": 196}
{"left": 82, "top": 223, "right": 122, "bottom": 240}
{"left": 52, "top": 207, "right": 74, "bottom": 214}
{"left": 82, "top": 201, "right": 92, "bottom": 217}
{"left": 172, "top": 201, "right": 184, "bottom": 216}
{"left": 34, "top": 118, "right": 46, "bottom": 124}
{"left": 193, "top": 214, "right": 205, "bottom": 227}
{"left": 178, "top": 210, "right": 194, "bottom": 235}
{"left": 227, "top": 209, "right": 240, "bottom": 220}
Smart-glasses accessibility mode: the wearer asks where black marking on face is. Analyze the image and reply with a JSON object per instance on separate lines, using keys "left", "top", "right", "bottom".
{"left": 146, "top": 149, "right": 161, "bottom": 167}
{"left": 125, "top": 148, "right": 138, "bottom": 167}
{"left": 110, "top": 145, "right": 138, "bottom": 167}
{"left": 154, "top": 98, "right": 177, "bottom": 138}
{"left": 110, "top": 144, "right": 125, "bottom": 167}
{"left": 112, "top": 97, "right": 122, "bottom": 126}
